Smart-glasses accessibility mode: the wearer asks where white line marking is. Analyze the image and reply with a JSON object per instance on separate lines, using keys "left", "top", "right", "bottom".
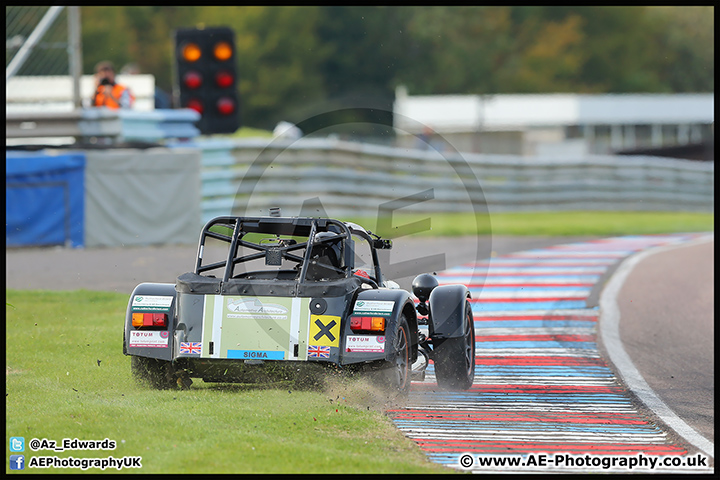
{"left": 599, "top": 233, "right": 714, "bottom": 459}
{"left": 212, "top": 294, "right": 224, "bottom": 358}
{"left": 288, "top": 297, "right": 301, "bottom": 359}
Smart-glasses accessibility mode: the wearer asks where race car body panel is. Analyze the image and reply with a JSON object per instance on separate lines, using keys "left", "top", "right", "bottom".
{"left": 169, "top": 283, "right": 417, "bottom": 366}
{"left": 123, "top": 282, "right": 176, "bottom": 361}
{"left": 343, "top": 288, "right": 418, "bottom": 365}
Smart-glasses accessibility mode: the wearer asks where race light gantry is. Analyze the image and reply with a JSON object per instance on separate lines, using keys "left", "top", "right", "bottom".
{"left": 174, "top": 26, "right": 241, "bottom": 134}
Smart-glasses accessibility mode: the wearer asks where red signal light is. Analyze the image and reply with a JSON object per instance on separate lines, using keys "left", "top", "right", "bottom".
{"left": 186, "top": 98, "right": 204, "bottom": 114}
{"left": 216, "top": 97, "right": 235, "bottom": 115}
{"left": 183, "top": 71, "right": 202, "bottom": 89}
{"left": 215, "top": 71, "right": 234, "bottom": 88}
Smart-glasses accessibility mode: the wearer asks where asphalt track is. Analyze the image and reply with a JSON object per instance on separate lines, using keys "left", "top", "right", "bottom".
{"left": 388, "top": 233, "right": 714, "bottom": 473}
{"left": 4, "top": 235, "right": 598, "bottom": 293}
{"left": 599, "top": 237, "right": 714, "bottom": 454}
{"left": 5, "top": 233, "right": 714, "bottom": 473}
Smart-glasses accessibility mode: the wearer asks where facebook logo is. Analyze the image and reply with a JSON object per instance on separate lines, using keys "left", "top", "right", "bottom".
{"left": 10, "top": 437, "right": 25, "bottom": 452}
{"left": 10, "top": 454, "right": 25, "bottom": 470}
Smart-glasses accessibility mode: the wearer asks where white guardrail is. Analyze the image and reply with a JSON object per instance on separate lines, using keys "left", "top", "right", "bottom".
{"left": 173, "top": 138, "right": 714, "bottom": 222}
{"left": 6, "top": 108, "right": 200, "bottom": 143}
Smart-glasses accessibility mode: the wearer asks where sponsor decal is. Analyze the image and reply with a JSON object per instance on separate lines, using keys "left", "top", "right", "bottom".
{"left": 309, "top": 315, "right": 341, "bottom": 347}
{"left": 226, "top": 298, "right": 289, "bottom": 320}
{"left": 131, "top": 295, "right": 173, "bottom": 312}
{"left": 345, "top": 335, "right": 386, "bottom": 353}
{"left": 307, "top": 345, "right": 331, "bottom": 358}
{"left": 227, "top": 350, "right": 285, "bottom": 360}
{"left": 202, "top": 295, "right": 308, "bottom": 360}
{"left": 179, "top": 342, "right": 201, "bottom": 355}
{"left": 129, "top": 330, "right": 169, "bottom": 348}
{"left": 353, "top": 300, "right": 394, "bottom": 316}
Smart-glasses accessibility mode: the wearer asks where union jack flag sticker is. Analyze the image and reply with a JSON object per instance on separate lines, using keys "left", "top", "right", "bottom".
{"left": 180, "top": 342, "right": 201, "bottom": 355}
{"left": 308, "top": 345, "right": 330, "bottom": 358}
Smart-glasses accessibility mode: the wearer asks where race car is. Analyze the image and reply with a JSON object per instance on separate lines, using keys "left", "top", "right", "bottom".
{"left": 123, "top": 213, "right": 475, "bottom": 393}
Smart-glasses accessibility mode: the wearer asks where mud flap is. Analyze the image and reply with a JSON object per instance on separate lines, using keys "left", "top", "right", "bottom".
{"left": 427, "top": 284, "right": 470, "bottom": 339}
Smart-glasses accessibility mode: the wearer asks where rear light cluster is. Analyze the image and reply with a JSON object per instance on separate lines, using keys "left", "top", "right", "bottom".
{"left": 132, "top": 313, "right": 168, "bottom": 328}
{"left": 350, "top": 316, "right": 386, "bottom": 333}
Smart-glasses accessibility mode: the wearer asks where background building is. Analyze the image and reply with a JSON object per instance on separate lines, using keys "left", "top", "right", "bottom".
{"left": 393, "top": 87, "right": 714, "bottom": 160}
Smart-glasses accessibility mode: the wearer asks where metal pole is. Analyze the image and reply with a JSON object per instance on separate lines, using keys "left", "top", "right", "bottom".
{"left": 68, "top": 6, "right": 83, "bottom": 110}
{"left": 5, "top": 6, "right": 65, "bottom": 81}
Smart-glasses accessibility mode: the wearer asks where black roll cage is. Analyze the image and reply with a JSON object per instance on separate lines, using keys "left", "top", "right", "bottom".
{"left": 193, "top": 216, "right": 391, "bottom": 285}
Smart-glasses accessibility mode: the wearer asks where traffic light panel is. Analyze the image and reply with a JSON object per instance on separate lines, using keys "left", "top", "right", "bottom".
{"left": 174, "top": 26, "right": 241, "bottom": 134}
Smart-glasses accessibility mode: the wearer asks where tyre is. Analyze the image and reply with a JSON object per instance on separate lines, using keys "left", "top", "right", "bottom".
{"left": 131, "top": 355, "right": 178, "bottom": 389}
{"left": 433, "top": 302, "right": 475, "bottom": 390}
{"left": 369, "top": 315, "right": 411, "bottom": 395}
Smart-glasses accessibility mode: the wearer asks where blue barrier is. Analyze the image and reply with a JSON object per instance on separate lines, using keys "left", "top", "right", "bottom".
{"left": 6, "top": 151, "right": 86, "bottom": 248}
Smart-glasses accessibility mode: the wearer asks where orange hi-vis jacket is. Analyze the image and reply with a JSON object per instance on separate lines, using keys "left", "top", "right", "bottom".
{"left": 93, "top": 83, "right": 134, "bottom": 109}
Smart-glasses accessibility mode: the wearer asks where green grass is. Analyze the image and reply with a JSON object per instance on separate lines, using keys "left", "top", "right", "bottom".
{"left": 347, "top": 211, "right": 714, "bottom": 237}
{"left": 5, "top": 290, "right": 449, "bottom": 474}
{"left": 221, "top": 126, "right": 274, "bottom": 139}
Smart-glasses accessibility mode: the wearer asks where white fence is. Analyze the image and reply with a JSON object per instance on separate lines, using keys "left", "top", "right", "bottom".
{"left": 6, "top": 108, "right": 200, "bottom": 144}
{"left": 6, "top": 75, "right": 156, "bottom": 112}
{"left": 190, "top": 138, "right": 714, "bottom": 222}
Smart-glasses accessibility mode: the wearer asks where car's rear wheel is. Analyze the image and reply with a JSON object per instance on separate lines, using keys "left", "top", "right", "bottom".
{"left": 131, "top": 355, "right": 178, "bottom": 389}
{"left": 433, "top": 302, "right": 475, "bottom": 391}
{"left": 368, "top": 315, "right": 411, "bottom": 395}
{"left": 389, "top": 316, "right": 411, "bottom": 394}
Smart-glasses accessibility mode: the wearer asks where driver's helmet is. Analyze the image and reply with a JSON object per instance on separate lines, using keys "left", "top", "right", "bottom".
{"left": 310, "top": 231, "right": 343, "bottom": 269}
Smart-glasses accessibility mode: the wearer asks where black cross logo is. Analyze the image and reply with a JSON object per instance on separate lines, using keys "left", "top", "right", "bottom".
{"left": 314, "top": 318, "right": 337, "bottom": 342}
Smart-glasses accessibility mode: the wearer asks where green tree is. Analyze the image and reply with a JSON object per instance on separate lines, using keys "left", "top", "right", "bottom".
{"left": 316, "top": 7, "right": 412, "bottom": 97}
{"left": 396, "top": 6, "right": 713, "bottom": 95}
{"left": 401, "top": 6, "right": 515, "bottom": 94}
{"left": 645, "top": 6, "right": 714, "bottom": 92}
{"left": 303, "top": 6, "right": 416, "bottom": 135}
{"left": 81, "top": 7, "right": 135, "bottom": 75}
{"left": 571, "top": 6, "right": 665, "bottom": 92}
{"left": 228, "top": 6, "right": 329, "bottom": 128}
{"left": 78, "top": 6, "right": 712, "bottom": 132}
{"left": 399, "top": 7, "right": 588, "bottom": 94}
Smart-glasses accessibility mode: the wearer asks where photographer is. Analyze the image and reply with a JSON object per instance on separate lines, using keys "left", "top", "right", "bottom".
{"left": 92, "top": 61, "right": 135, "bottom": 109}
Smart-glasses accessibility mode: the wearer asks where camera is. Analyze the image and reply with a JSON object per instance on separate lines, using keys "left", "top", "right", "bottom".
{"left": 99, "top": 77, "right": 113, "bottom": 86}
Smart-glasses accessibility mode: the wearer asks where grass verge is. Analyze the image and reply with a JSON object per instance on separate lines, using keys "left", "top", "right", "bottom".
{"left": 347, "top": 211, "right": 714, "bottom": 237}
{"left": 5, "top": 290, "right": 449, "bottom": 474}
